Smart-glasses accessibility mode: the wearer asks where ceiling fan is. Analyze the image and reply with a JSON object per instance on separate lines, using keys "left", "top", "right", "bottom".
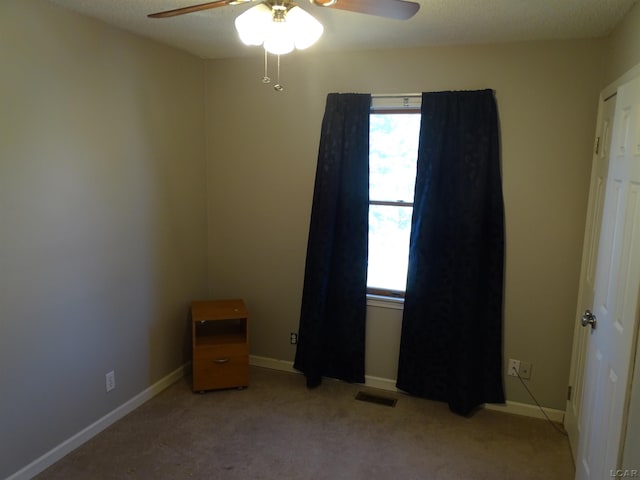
{"left": 148, "top": 0, "right": 420, "bottom": 21}
{"left": 148, "top": 0, "right": 420, "bottom": 90}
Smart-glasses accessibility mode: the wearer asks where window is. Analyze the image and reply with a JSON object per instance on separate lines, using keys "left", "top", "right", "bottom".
{"left": 367, "top": 109, "right": 421, "bottom": 298}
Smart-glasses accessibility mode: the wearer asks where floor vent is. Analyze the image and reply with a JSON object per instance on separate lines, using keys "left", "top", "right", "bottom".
{"left": 355, "top": 391, "right": 397, "bottom": 407}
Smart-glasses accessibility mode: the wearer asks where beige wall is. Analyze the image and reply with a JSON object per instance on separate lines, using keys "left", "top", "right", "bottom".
{"left": 205, "top": 39, "right": 605, "bottom": 410}
{"left": 605, "top": 2, "right": 640, "bottom": 85}
{"left": 0, "top": 2, "right": 207, "bottom": 477}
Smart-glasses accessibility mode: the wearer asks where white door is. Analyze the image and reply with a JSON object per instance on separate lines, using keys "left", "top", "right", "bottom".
{"left": 564, "top": 91, "right": 616, "bottom": 453}
{"left": 574, "top": 75, "right": 640, "bottom": 480}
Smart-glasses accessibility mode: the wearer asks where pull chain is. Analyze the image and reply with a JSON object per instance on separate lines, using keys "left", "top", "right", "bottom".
{"left": 274, "top": 54, "right": 284, "bottom": 92}
{"left": 262, "top": 48, "right": 270, "bottom": 84}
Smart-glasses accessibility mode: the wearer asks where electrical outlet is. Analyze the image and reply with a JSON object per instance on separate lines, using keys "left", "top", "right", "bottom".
{"left": 106, "top": 370, "right": 116, "bottom": 392}
{"left": 290, "top": 332, "right": 298, "bottom": 345}
{"left": 508, "top": 359, "right": 520, "bottom": 377}
{"left": 519, "top": 361, "right": 532, "bottom": 380}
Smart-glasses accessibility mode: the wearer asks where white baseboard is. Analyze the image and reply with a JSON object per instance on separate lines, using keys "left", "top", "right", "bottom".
{"left": 249, "top": 355, "right": 565, "bottom": 423}
{"left": 250, "top": 355, "right": 399, "bottom": 390}
{"left": 250, "top": 355, "right": 299, "bottom": 373}
{"left": 484, "top": 400, "right": 564, "bottom": 423}
{"left": 7, "top": 365, "right": 187, "bottom": 480}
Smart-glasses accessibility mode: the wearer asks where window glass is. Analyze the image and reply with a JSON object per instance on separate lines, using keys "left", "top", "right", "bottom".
{"left": 368, "top": 204, "right": 413, "bottom": 291}
{"left": 369, "top": 114, "right": 420, "bottom": 202}
{"left": 367, "top": 113, "right": 420, "bottom": 295}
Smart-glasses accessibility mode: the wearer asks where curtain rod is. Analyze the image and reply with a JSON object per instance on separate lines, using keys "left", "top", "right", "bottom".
{"left": 371, "top": 94, "right": 422, "bottom": 111}
{"left": 372, "top": 93, "right": 421, "bottom": 99}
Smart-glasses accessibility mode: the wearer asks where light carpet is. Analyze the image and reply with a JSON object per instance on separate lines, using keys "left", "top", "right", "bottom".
{"left": 36, "top": 366, "right": 575, "bottom": 479}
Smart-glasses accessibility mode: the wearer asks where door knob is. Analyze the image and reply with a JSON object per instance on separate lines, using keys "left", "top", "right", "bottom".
{"left": 581, "top": 309, "right": 597, "bottom": 330}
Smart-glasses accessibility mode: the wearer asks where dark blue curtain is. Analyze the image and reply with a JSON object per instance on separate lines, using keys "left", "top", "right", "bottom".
{"left": 396, "top": 90, "right": 505, "bottom": 416}
{"left": 294, "top": 93, "right": 371, "bottom": 388}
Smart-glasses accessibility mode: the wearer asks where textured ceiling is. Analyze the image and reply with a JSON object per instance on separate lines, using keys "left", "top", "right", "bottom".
{"left": 48, "top": 0, "right": 638, "bottom": 59}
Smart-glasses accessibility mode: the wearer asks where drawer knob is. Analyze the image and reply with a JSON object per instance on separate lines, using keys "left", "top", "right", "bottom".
{"left": 213, "top": 357, "right": 230, "bottom": 364}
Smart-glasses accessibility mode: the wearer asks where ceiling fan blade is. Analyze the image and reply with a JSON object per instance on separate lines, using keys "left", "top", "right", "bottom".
{"left": 313, "top": 0, "right": 419, "bottom": 20}
{"left": 148, "top": 1, "right": 230, "bottom": 18}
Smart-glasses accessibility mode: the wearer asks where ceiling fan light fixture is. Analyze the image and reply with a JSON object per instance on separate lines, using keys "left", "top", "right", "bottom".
{"left": 263, "top": 19, "right": 295, "bottom": 54}
{"left": 235, "top": 3, "right": 273, "bottom": 46}
{"left": 310, "top": 0, "right": 338, "bottom": 6}
{"left": 287, "top": 6, "right": 324, "bottom": 50}
{"left": 235, "top": 2, "right": 323, "bottom": 54}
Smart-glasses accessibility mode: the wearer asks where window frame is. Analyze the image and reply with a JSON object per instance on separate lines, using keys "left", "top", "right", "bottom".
{"left": 366, "top": 104, "right": 421, "bottom": 300}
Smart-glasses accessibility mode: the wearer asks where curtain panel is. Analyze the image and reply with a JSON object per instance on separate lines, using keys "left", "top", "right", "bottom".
{"left": 397, "top": 90, "right": 506, "bottom": 416}
{"left": 294, "top": 93, "right": 371, "bottom": 388}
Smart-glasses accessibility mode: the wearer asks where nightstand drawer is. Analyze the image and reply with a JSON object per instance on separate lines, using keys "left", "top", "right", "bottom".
{"left": 192, "top": 349, "right": 248, "bottom": 391}
{"left": 194, "top": 342, "right": 248, "bottom": 359}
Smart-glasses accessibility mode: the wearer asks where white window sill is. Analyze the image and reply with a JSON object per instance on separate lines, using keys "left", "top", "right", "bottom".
{"left": 366, "top": 294, "right": 404, "bottom": 310}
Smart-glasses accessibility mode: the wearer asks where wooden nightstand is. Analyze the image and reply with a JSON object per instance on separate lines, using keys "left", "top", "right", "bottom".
{"left": 190, "top": 299, "right": 249, "bottom": 392}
